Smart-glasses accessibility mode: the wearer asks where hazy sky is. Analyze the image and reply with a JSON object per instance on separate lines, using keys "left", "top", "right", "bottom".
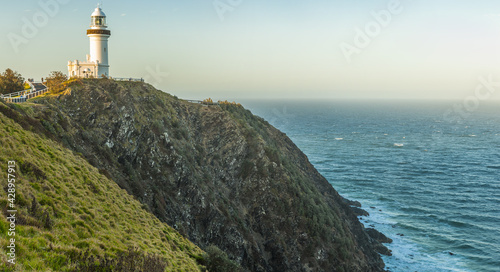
{"left": 1, "top": 0, "right": 500, "bottom": 100}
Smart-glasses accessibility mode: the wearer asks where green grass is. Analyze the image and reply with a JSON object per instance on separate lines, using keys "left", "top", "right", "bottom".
{"left": 0, "top": 111, "right": 204, "bottom": 271}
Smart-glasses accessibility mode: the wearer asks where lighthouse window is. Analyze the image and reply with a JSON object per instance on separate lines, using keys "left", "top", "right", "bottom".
{"left": 92, "top": 16, "right": 106, "bottom": 26}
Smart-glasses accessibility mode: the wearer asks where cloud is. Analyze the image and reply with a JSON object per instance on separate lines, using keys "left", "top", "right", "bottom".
{"left": 121, "top": 13, "right": 127, "bottom": 17}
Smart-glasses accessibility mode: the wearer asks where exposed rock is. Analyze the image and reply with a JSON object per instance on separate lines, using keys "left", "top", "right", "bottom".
{"left": 373, "top": 244, "right": 392, "bottom": 256}
{"left": 365, "top": 229, "right": 392, "bottom": 256}
{"left": 342, "top": 197, "right": 362, "bottom": 208}
{"left": 351, "top": 207, "right": 370, "bottom": 217}
{"left": 365, "top": 228, "right": 393, "bottom": 244}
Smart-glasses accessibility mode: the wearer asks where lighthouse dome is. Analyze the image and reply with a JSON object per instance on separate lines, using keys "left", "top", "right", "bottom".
{"left": 91, "top": 7, "right": 106, "bottom": 17}
{"left": 90, "top": 5, "right": 108, "bottom": 28}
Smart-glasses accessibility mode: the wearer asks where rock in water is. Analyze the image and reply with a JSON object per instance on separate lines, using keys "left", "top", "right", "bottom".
{"left": 365, "top": 228, "right": 393, "bottom": 244}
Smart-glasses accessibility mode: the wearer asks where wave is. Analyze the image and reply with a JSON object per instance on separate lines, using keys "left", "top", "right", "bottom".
{"left": 356, "top": 203, "right": 475, "bottom": 272}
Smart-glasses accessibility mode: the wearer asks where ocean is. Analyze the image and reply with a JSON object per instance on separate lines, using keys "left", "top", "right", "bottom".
{"left": 243, "top": 100, "right": 500, "bottom": 272}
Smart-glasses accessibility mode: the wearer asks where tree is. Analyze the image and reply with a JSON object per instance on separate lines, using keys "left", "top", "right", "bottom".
{"left": 45, "top": 71, "right": 68, "bottom": 93}
{"left": 0, "top": 68, "right": 24, "bottom": 94}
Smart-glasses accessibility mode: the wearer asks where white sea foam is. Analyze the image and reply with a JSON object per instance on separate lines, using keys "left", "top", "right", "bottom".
{"left": 351, "top": 198, "right": 474, "bottom": 272}
{"left": 394, "top": 143, "right": 404, "bottom": 147}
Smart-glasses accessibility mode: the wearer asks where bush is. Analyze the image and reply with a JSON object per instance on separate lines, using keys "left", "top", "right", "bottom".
{"left": 45, "top": 71, "right": 68, "bottom": 94}
{"left": 201, "top": 245, "right": 241, "bottom": 272}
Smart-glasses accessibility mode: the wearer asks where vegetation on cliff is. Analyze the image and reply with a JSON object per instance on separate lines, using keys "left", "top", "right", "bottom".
{"left": 2, "top": 78, "right": 389, "bottom": 271}
{"left": 0, "top": 103, "right": 204, "bottom": 271}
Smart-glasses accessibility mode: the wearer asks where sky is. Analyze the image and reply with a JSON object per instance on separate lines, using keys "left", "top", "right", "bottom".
{"left": 1, "top": 0, "right": 500, "bottom": 100}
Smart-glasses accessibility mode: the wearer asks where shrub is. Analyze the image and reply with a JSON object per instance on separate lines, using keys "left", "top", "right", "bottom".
{"left": 201, "top": 245, "right": 241, "bottom": 272}
{"left": 45, "top": 71, "right": 68, "bottom": 94}
{"left": 202, "top": 98, "right": 213, "bottom": 104}
{"left": 218, "top": 100, "right": 242, "bottom": 106}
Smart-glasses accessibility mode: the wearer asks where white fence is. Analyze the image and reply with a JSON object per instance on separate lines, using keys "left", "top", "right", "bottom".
{"left": 1, "top": 87, "right": 49, "bottom": 103}
{"left": 112, "top": 77, "right": 145, "bottom": 82}
{"left": 184, "top": 100, "right": 220, "bottom": 106}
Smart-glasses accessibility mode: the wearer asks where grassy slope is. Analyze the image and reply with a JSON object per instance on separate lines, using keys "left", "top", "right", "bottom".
{"left": 0, "top": 107, "right": 204, "bottom": 271}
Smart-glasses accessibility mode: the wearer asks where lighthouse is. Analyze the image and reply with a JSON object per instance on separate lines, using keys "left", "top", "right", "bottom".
{"left": 88, "top": 5, "right": 111, "bottom": 76}
{"left": 68, "top": 5, "right": 111, "bottom": 78}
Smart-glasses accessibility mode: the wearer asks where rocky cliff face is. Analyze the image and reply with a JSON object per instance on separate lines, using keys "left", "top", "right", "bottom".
{"left": 27, "top": 79, "right": 388, "bottom": 271}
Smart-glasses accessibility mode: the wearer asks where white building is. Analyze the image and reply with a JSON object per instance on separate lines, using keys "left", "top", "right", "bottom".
{"left": 68, "top": 5, "right": 111, "bottom": 78}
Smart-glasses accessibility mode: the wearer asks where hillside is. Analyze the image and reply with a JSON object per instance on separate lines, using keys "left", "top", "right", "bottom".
{"left": 3, "top": 78, "right": 389, "bottom": 271}
{"left": 0, "top": 104, "right": 204, "bottom": 271}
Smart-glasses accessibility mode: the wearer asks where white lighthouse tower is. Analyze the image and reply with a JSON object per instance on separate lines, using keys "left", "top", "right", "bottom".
{"left": 68, "top": 5, "right": 111, "bottom": 78}
{"left": 88, "top": 5, "right": 110, "bottom": 76}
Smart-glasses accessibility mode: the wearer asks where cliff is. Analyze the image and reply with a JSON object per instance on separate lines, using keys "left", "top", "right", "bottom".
{"left": 4, "top": 78, "right": 389, "bottom": 271}
{"left": 0, "top": 103, "right": 204, "bottom": 271}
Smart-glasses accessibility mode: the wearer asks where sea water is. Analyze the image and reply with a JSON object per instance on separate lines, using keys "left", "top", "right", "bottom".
{"left": 243, "top": 100, "right": 500, "bottom": 272}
